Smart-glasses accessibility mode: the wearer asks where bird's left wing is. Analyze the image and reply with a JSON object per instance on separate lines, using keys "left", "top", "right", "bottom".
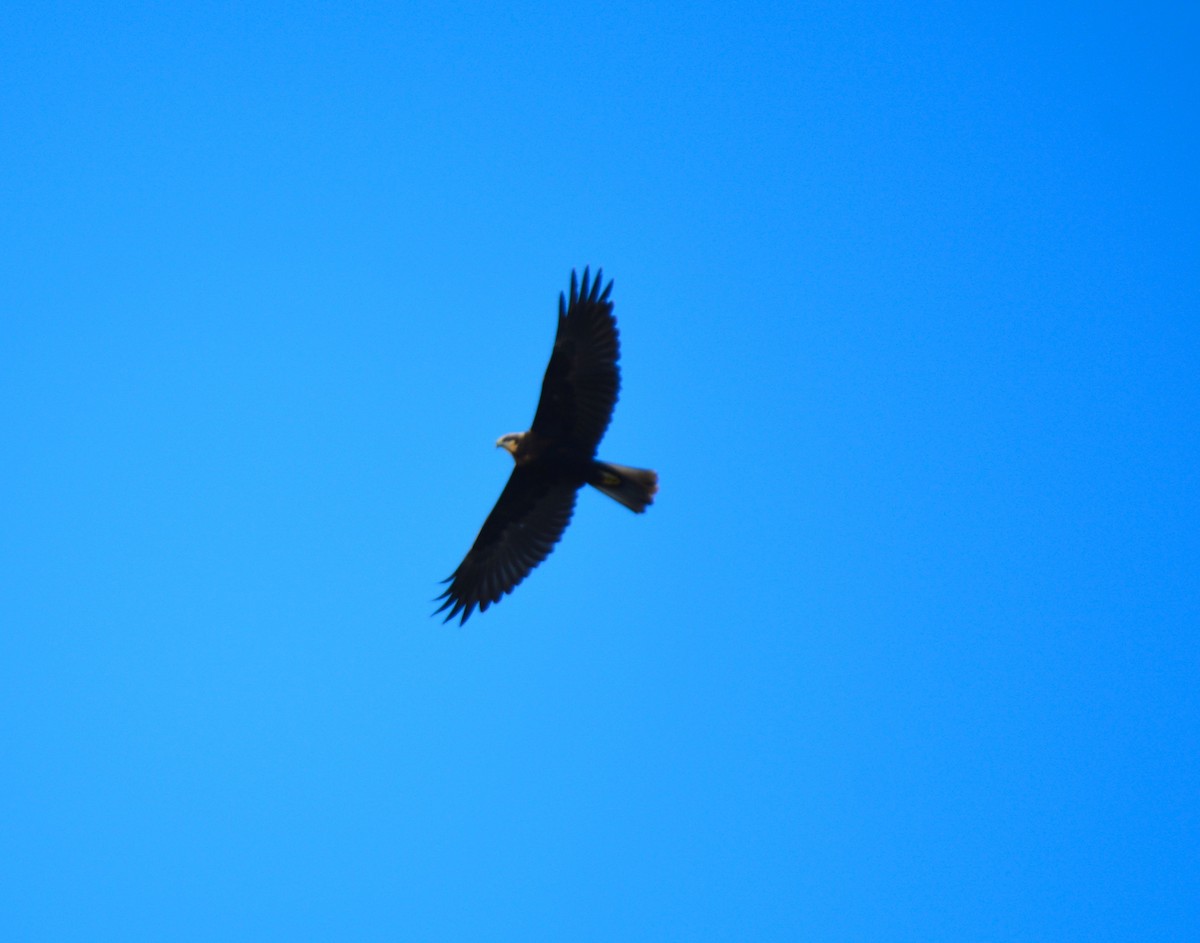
{"left": 530, "top": 267, "right": 620, "bottom": 455}
{"left": 434, "top": 467, "right": 579, "bottom": 625}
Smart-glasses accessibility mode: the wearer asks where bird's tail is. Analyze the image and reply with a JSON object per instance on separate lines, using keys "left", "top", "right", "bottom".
{"left": 588, "top": 462, "right": 659, "bottom": 513}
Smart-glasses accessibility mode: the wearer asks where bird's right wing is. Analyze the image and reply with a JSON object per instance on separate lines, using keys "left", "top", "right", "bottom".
{"left": 434, "top": 467, "right": 579, "bottom": 625}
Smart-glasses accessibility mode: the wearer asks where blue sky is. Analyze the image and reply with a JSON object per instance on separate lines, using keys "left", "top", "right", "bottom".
{"left": 2, "top": 2, "right": 1197, "bottom": 940}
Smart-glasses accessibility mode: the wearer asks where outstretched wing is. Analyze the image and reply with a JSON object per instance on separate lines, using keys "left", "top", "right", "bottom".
{"left": 530, "top": 267, "right": 620, "bottom": 456}
{"left": 435, "top": 467, "right": 580, "bottom": 625}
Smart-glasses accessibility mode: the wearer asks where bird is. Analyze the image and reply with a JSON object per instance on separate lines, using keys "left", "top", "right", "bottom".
{"left": 435, "top": 267, "right": 658, "bottom": 625}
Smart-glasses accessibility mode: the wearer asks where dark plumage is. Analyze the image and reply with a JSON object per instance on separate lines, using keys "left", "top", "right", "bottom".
{"left": 435, "top": 268, "right": 658, "bottom": 625}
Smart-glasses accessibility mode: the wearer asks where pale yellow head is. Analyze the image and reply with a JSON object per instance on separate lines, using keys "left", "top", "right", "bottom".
{"left": 495, "top": 432, "right": 525, "bottom": 456}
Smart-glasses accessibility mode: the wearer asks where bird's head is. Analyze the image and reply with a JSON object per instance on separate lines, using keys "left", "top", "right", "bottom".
{"left": 495, "top": 432, "right": 525, "bottom": 457}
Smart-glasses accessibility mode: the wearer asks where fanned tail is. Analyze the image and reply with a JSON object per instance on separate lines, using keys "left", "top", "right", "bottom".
{"left": 588, "top": 461, "right": 658, "bottom": 513}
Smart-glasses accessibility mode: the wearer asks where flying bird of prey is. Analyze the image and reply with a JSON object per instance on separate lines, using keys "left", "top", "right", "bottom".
{"left": 435, "top": 268, "right": 658, "bottom": 624}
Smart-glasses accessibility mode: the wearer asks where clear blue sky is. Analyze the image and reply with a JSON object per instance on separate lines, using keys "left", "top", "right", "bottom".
{"left": 2, "top": 2, "right": 1196, "bottom": 940}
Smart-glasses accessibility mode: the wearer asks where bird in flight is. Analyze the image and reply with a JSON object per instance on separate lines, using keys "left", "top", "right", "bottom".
{"left": 435, "top": 268, "right": 658, "bottom": 625}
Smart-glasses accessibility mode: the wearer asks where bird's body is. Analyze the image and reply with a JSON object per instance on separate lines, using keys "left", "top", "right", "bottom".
{"left": 435, "top": 268, "right": 657, "bottom": 625}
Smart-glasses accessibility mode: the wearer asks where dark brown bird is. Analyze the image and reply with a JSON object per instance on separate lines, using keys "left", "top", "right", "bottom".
{"left": 435, "top": 268, "right": 658, "bottom": 625}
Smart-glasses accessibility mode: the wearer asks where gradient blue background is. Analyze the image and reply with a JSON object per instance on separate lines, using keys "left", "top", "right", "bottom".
{"left": 2, "top": 2, "right": 1196, "bottom": 940}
